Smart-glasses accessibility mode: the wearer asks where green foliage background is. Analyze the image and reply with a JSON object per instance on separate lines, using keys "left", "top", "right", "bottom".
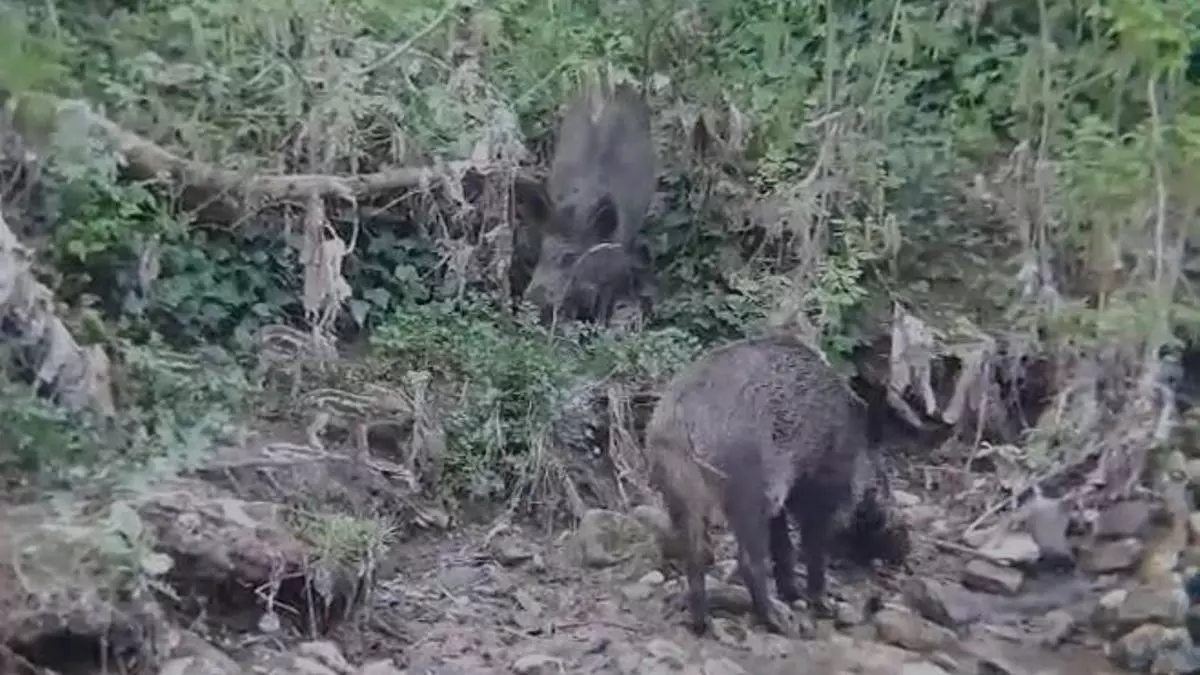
{"left": 1, "top": 0, "right": 1198, "bottom": 506}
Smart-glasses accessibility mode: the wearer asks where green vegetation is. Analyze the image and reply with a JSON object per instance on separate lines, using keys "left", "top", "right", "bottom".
{"left": 370, "top": 297, "right": 701, "bottom": 502}
{"left": 0, "top": 0, "right": 1196, "bottom": 509}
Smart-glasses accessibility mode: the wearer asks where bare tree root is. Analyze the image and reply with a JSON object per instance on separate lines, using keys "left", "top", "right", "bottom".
{"left": 0, "top": 201, "right": 115, "bottom": 417}
{"left": 4, "top": 90, "right": 543, "bottom": 225}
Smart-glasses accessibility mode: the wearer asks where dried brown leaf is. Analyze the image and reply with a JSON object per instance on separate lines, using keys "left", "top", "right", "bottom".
{"left": 0, "top": 202, "right": 115, "bottom": 417}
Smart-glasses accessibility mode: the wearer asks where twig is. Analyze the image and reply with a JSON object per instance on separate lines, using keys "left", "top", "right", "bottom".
{"left": 866, "top": 0, "right": 904, "bottom": 106}
{"left": 1147, "top": 75, "right": 1166, "bottom": 290}
{"left": 550, "top": 618, "right": 640, "bottom": 632}
{"left": 922, "top": 535, "right": 1010, "bottom": 565}
{"left": 1032, "top": 0, "right": 1054, "bottom": 283}
{"left": 962, "top": 448, "right": 1100, "bottom": 536}
{"left": 5, "top": 91, "right": 541, "bottom": 226}
{"left": 356, "top": 0, "right": 459, "bottom": 77}
{"left": 961, "top": 480, "right": 1028, "bottom": 536}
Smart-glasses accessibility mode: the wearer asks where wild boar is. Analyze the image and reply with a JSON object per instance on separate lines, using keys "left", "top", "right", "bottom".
{"left": 521, "top": 83, "right": 655, "bottom": 324}
{"left": 647, "top": 334, "right": 909, "bottom": 635}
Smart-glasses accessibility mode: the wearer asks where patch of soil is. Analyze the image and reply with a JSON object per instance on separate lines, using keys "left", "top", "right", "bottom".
{"left": 0, "top": 432, "right": 1158, "bottom": 675}
{"left": 327, "top": 521, "right": 1119, "bottom": 675}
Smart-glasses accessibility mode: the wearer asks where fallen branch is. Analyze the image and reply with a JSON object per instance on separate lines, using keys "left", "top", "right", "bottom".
{"left": 0, "top": 200, "right": 115, "bottom": 417}
{"left": 4, "top": 90, "right": 542, "bottom": 225}
{"left": 923, "top": 535, "right": 1012, "bottom": 565}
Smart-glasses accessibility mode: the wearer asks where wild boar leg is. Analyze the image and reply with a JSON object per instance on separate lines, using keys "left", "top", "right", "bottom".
{"left": 724, "top": 444, "right": 787, "bottom": 634}
{"left": 768, "top": 510, "right": 801, "bottom": 602}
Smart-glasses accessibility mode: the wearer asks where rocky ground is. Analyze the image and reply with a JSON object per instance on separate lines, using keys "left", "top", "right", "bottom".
{"left": 1, "top": 428, "right": 1199, "bottom": 675}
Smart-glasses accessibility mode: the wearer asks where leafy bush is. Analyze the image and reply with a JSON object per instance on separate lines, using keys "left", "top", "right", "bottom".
{"left": 0, "top": 338, "right": 251, "bottom": 490}
{"left": 0, "top": 381, "right": 102, "bottom": 481}
{"left": 2, "top": 0, "right": 1198, "bottom": 506}
{"left": 370, "top": 296, "right": 701, "bottom": 502}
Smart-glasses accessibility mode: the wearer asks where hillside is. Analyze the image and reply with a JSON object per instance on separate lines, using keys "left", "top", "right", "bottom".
{"left": 0, "top": 0, "right": 1198, "bottom": 673}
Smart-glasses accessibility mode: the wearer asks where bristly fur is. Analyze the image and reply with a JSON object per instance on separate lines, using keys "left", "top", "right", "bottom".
{"left": 646, "top": 334, "right": 910, "bottom": 636}
{"left": 521, "top": 83, "right": 656, "bottom": 324}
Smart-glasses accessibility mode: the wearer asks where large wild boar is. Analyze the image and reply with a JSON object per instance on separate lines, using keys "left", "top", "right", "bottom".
{"left": 521, "top": 83, "right": 655, "bottom": 324}
{"left": 647, "top": 335, "right": 909, "bottom": 636}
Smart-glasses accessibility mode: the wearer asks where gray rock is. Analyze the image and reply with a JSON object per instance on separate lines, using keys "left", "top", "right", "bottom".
{"left": 976, "top": 654, "right": 1024, "bottom": 675}
{"left": 410, "top": 656, "right": 487, "bottom": 675}
{"left": 644, "top": 638, "right": 688, "bottom": 668}
{"left": 959, "top": 637, "right": 1033, "bottom": 675}
{"left": 1113, "top": 624, "right": 1191, "bottom": 673}
{"left": 639, "top": 570, "right": 665, "bottom": 586}
{"left": 140, "top": 489, "right": 357, "bottom": 634}
{"left": 799, "top": 637, "right": 928, "bottom": 674}
{"left": 701, "top": 657, "right": 747, "bottom": 675}
{"left": 630, "top": 504, "right": 670, "bottom": 529}
{"left": 744, "top": 631, "right": 793, "bottom": 659}
{"left": 1188, "top": 514, "right": 1200, "bottom": 543}
{"left": 903, "top": 578, "right": 982, "bottom": 629}
{"left": 157, "top": 655, "right": 244, "bottom": 675}
{"left": 357, "top": 661, "right": 405, "bottom": 675}
{"left": 701, "top": 582, "right": 801, "bottom": 635}
{"left": 710, "top": 617, "right": 748, "bottom": 647}
{"left": 245, "top": 644, "right": 358, "bottom": 675}
{"left": 1026, "top": 495, "right": 1074, "bottom": 566}
{"left": 1081, "top": 537, "right": 1145, "bottom": 573}
{"left": 962, "top": 558, "right": 1024, "bottom": 595}
{"left": 511, "top": 654, "right": 564, "bottom": 675}
{"left": 834, "top": 599, "right": 864, "bottom": 627}
{"left": 160, "top": 631, "right": 244, "bottom": 675}
{"left": 1094, "top": 501, "right": 1153, "bottom": 539}
{"left": 621, "top": 583, "right": 654, "bottom": 601}
{"left": 1034, "top": 609, "right": 1076, "bottom": 648}
{"left": 978, "top": 532, "right": 1040, "bottom": 565}
{"left": 873, "top": 608, "right": 957, "bottom": 653}
{"left": 898, "top": 663, "right": 950, "bottom": 675}
{"left": 1186, "top": 459, "right": 1200, "bottom": 488}
{"left": 298, "top": 642, "right": 354, "bottom": 675}
{"left": 574, "top": 508, "right": 658, "bottom": 569}
{"left": 275, "top": 658, "right": 340, "bottom": 675}
{"left": 436, "top": 565, "right": 482, "bottom": 591}
{"left": 1151, "top": 641, "right": 1200, "bottom": 675}
{"left": 929, "top": 652, "right": 961, "bottom": 672}
{"left": 490, "top": 537, "right": 536, "bottom": 566}
{"left": 610, "top": 642, "right": 644, "bottom": 675}
{"left": 906, "top": 505, "right": 944, "bottom": 530}
{"left": 1093, "top": 589, "right": 1129, "bottom": 633}
{"left": 963, "top": 527, "right": 997, "bottom": 549}
{"left": 1115, "top": 584, "right": 1189, "bottom": 630}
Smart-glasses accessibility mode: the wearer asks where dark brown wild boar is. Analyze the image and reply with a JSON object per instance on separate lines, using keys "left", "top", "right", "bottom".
{"left": 647, "top": 335, "right": 909, "bottom": 636}
{"left": 522, "top": 83, "right": 655, "bottom": 324}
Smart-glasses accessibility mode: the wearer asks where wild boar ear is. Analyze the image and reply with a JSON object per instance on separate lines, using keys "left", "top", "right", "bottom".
{"left": 515, "top": 178, "right": 552, "bottom": 226}
{"left": 591, "top": 195, "right": 619, "bottom": 240}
